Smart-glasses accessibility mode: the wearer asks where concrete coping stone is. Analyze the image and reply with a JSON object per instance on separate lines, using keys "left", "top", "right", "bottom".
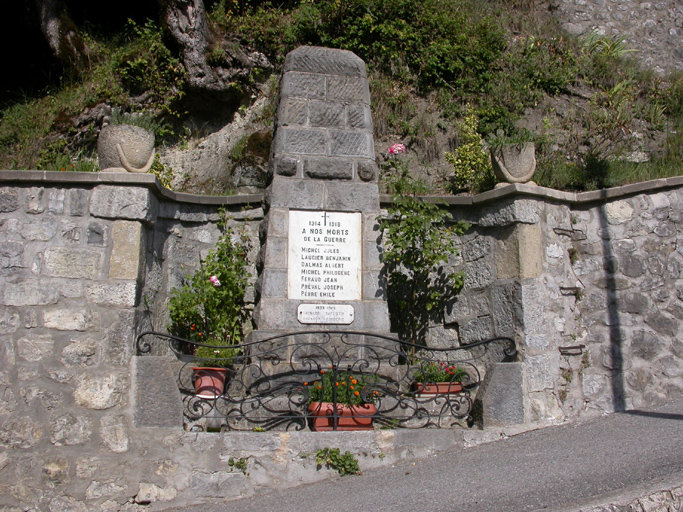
{"left": 2, "top": 170, "right": 683, "bottom": 208}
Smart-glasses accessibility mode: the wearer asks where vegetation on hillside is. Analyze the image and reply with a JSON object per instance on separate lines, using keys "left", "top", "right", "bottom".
{"left": 1, "top": 0, "right": 682, "bottom": 193}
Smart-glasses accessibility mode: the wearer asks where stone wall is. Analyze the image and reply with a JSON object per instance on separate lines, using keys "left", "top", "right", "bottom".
{"left": 550, "top": 0, "right": 683, "bottom": 73}
{"left": 2, "top": 171, "right": 683, "bottom": 510}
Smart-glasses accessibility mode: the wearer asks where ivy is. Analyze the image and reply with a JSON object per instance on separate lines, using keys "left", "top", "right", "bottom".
{"left": 315, "top": 448, "right": 361, "bottom": 476}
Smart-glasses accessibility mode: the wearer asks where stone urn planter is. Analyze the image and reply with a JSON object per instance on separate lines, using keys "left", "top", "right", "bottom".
{"left": 490, "top": 142, "right": 536, "bottom": 184}
{"left": 308, "top": 402, "right": 376, "bottom": 431}
{"left": 97, "top": 124, "right": 155, "bottom": 173}
{"left": 192, "top": 367, "right": 229, "bottom": 399}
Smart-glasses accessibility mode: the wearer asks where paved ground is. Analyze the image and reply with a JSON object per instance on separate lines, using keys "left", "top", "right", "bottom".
{"left": 168, "top": 398, "right": 683, "bottom": 512}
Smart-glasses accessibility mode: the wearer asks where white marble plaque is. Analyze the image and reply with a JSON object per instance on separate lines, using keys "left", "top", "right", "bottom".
{"left": 297, "top": 304, "right": 355, "bottom": 324}
{"left": 288, "top": 210, "right": 362, "bottom": 301}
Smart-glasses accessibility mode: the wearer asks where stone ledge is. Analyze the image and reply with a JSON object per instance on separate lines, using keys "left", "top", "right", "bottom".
{"left": 4, "top": 171, "right": 683, "bottom": 208}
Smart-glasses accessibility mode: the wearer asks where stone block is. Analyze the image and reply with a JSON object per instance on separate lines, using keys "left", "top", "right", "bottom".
{"left": 304, "top": 158, "right": 353, "bottom": 180}
{"left": 280, "top": 72, "right": 326, "bottom": 100}
{"left": 266, "top": 209, "right": 289, "bottom": 238}
{"left": 133, "top": 356, "right": 183, "bottom": 428}
{"left": 48, "top": 189, "right": 65, "bottom": 214}
{"left": 482, "top": 362, "right": 525, "bottom": 427}
{"left": 464, "top": 258, "right": 494, "bottom": 290}
{"left": 4, "top": 280, "right": 60, "bottom": 306}
{"left": 357, "top": 160, "right": 377, "bottom": 182}
{"left": 327, "top": 76, "right": 371, "bottom": 103}
{"left": 74, "top": 373, "right": 126, "bottom": 410}
{"left": 26, "top": 187, "right": 46, "bottom": 213}
{"left": 135, "top": 482, "right": 177, "bottom": 503}
{"left": 459, "top": 315, "right": 493, "bottom": 344}
{"left": 0, "top": 241, "right": 24, "bottom": 272}
{"left": 60, "top": 338, "right": 97, "bottom": 367}
{"left": 358, "top": 301, "right": 391, "bottom": 331}
{"left": 330, "top": 131, "right": 372, "bottom": 158}
{"left": 526, "top": 354, "right": 554, "bottom": 391}
{"left": 347, "top": 104, "right": 372, "bottom": 130}
{"left": 309, "top": 101, "right": 345, "bottom": 128}
{"left": 277, "top": 98, "right": 308, "bottom": 126}
{"left": 44, "top": 247, "right": 102, "bottom": 279}
{"left": 462, "top": 236, "right": 493, "bottom": 262}
{"left": 0, "top": 188, "right": 19, "bottom": 212}
{"left": 283, "top": 46, "right": 366, "bottom": 77}
{"left": 363, "top": 241, "right": 383, "bottom": 271}
{"left": 85, "top": 282, "right": 137, "bottom": 307}
{"left": 264, "top": 237, "right": 287, "bottom": 268}
{"left": 272, "top": 156, "right": 300, "bottom": 177}
{"left": 279, "top": 127, "right": 328, "bottom": 155}
{"left": 262, "top": 268, "right": 288, "bottom": 298}
{"left": 479, "top": 199, "right": 539, "bottom": 227}
{"left": 90, "top": 185, "right": 156, "bottom": 221}
{"left": 109, "top": 220, "right": 143, "bottom": 280}
{"left": 100, "top": 415, "right": 129, "bottom": 453}
{"left": 268, "top": 178, "right": 325, "bottom": 210}
{"left": 69, "top": 189, "right": 90, "bottom": 216}
{"left": 191, "top": 471, "right": 246, "bottom": 498}
{"left": 602, "top": 200, "right": 635, "bottom": 225}
{"left": 20, "top": 221, "right": 57, "bottom": 241}
{"left": 50, "top": 413, "right": 93, "bottom": 446}
{"left": 362, "top": 270, "right": 386, "bottom": 300}
{"left": 17, "top": 334, "right": 54, "bottom": 361}
{"left": 324, "top": 182, "right": 379, "bottom": 212}
{"left": 496, "top": 223, "right": 542, "bottom": 279}
{"left": 43, "top": 309, "right": 97, "bottom": 331}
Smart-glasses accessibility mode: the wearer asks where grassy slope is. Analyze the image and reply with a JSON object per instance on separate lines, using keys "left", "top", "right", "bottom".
{"left": 1, "top": 0, "right": 682, "bottom": 193}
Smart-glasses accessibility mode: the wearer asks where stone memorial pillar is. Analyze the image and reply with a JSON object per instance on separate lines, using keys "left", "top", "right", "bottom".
{"left": 252, "top": 46, "right": 390, "bottom": 341}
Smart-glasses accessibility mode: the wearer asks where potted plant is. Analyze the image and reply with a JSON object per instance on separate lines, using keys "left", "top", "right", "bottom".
{"left": 487, "top": 130, "right": 537, "bottom": 185}
{"left": 412, "top": 361, "right": 468, "bottom": 395}
{"left": 306, "top": 370, "right": 377, "bottom": 431}
{"left": 168, "top": 215, "right": 251, "bottom": 400}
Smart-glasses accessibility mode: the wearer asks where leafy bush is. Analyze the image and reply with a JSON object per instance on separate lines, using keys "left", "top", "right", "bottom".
{"left": 444, "top": 107, "right": 495, "bottom": 193}
{"left": 168, "top": 212, "right": 251, "bottom": 364}
{"left": 378, "top": 159, "right": 469, "bottom": 347}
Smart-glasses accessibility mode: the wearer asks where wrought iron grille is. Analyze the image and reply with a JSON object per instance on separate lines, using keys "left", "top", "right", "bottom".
{"left": 136, "top": 330, "right": 516, "bottom": 431}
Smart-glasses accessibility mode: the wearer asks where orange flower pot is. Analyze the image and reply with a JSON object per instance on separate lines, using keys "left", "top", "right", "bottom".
{"left": 414, "top": 382, "right": 463, "bottom": 395}
{"left": 192, "top": 367, "right": 228, "bottom": 399}
{"left": 308, "top": 402, "right": 376, "bottom": 431}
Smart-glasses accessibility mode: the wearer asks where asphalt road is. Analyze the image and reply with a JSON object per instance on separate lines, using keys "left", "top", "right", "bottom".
{"left": 168, "top": 399, "right": 683, "bottom": 512}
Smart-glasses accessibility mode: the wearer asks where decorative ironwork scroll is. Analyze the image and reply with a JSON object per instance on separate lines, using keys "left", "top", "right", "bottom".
{"left": 136, "top": 331, "right": 516, "bottom": 431}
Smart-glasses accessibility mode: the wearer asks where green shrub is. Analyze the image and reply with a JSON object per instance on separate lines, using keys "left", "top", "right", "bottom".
{"left": 444, "top": 107, "right": 495, "bottom": 193}
{"left": 168, "top": 212, "right": 251, "bottom": 364}
{"left": 378, "top": 159, "right": 469, "bottom": 347}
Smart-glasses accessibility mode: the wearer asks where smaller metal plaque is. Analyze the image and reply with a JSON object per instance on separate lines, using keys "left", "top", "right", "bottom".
{"left": 297, "top": 304, "right": 355, "bottom": 325}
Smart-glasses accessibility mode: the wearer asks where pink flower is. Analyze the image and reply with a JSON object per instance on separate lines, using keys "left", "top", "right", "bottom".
{"left": 387, "top": 143, "right": 406, "bottom": 155}
{"left": 210, "top": 276, "right": 221, "bottom": 287}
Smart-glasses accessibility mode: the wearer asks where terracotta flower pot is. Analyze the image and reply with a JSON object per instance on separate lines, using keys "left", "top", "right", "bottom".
{"left": 414, "top": 382, "right": 464, "bottom": 395}
{"left": 192, "top": 367, "right": 228, "bottom": 399}
{"left": 308, "top": 402, "right": 376, "bottom": 431}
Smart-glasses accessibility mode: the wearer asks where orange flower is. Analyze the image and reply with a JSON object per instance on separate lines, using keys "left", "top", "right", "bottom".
{"left": 320, "top": 370, "right": 325, "bottom": 374}
{"left": 335, "top": 382, "right": 339, "bottom": 386}
{"left": 341, "top": 382, "right": 346, "bottom": 386}
{"left": 354, "top": 391, "right": 360, "bottom": 396}
{"left": 350, "top": 385, "right": 354, "bottom": 390}
{"left": 351, "top": 379, "right": 357, "bottom": 384}
{"left": 303, "top": 382, "right": 308, "bottom": 386}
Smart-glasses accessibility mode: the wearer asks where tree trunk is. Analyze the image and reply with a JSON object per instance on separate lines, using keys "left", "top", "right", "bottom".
{"left": 160, "top": 0, "right": 225, "bottom": 92}
{"left": 34, "top": 0, "right": 91, "bottom": 75}
{"left": 161, "top": 0, "right": 269, "bottom": 94}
